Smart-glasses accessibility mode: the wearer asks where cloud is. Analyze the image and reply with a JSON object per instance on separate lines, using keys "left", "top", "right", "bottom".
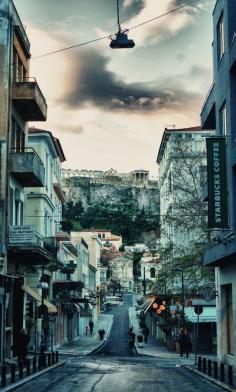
{"left": 123, "top": 0, "right": 204, "bottom": 46}
{"left": 61, "top": 48, "right": 201, "bottom": 113}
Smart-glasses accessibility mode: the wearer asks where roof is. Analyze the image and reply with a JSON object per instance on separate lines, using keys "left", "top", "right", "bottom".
{"left": 156, "top": 126, "right": 213, "bottom": 164}
{"left": 29, "top": 128, "right": 66, "bottom": 162}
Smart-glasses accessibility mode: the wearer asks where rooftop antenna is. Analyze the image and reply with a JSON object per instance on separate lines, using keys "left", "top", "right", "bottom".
{"left": 110, "top": 0, "right": 135, "bottom": 49}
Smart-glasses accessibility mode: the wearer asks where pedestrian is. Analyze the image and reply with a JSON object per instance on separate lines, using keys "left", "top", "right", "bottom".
{"left": 98, "top": 328, "right": 105, "bottom": 340}
{"left": 86, "top": 325, "right": 89, "bottom": 336}
{"left": 128, "top": 326, "right": 133, "bottom": 338}
{"left": 178, "top": 329, "right": 191, "bottom": 358}
{"left": 13, "top": 329, "right": 30, "bottom": 366}
{"left": 142, "top": 325, "right": 149, "bottom": 343}
{"left": 89, "top": 320, "right": 94, "bottom": 335}
{"left": 128, "top": 331, "right": 136, "bottom": 351}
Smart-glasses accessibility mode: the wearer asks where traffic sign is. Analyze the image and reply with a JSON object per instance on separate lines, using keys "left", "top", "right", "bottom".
{"left": 194, "top": 305, "right": 203, "bottom": 315}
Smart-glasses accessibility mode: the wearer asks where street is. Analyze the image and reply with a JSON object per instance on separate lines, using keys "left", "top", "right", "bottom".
{"left": 14, "top": 297, "right": 225, "bottom": 392}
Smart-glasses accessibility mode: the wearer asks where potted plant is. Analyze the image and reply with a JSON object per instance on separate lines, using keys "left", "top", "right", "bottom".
{"left": 137, "top": 335, "right": 144, "bottom": 348}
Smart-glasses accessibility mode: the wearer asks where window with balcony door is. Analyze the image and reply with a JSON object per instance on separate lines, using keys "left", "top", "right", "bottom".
{"left": 217, "top": 13, "right": 225, "bottom": 63}
{"left": 13, "top": 47, "right": 27, "bottom": 82}
{"left": 11, "top": 118, "right": 25, "bottom": 152}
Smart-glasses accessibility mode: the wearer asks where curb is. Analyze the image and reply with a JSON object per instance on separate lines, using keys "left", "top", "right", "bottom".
{"left": 88, "top": 315, "right": 114, "bottom": 355}
{"left": 185, "top": 365, "right": 236, "bottom": 392}
{"left": 1, "top": 361, "right": 66, "bottom": 392}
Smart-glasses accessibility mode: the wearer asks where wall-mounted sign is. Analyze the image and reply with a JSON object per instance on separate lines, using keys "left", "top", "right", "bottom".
{"left": 9, "top": 225, "right": 36, "bottom": 244}
{"left": 206, "top": 137, "right": 228, "bottom": 228}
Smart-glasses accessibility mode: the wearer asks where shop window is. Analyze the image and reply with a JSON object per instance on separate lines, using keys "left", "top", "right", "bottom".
{"left": 224, "top": 284, "right": 234, "bottom": 355}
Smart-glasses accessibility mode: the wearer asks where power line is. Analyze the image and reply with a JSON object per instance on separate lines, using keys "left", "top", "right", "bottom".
{"left": 0, "top": 0, "right": 207, "bottom": 68}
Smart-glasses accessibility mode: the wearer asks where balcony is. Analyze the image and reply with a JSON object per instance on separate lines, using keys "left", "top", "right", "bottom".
{"left": 10, "top": 148, "right": 45, "bottom": 187}
{"left": 53, "top": 182, "right": 65, "bottom": 203}
{"left": 12, "top": 78, "right": 47, "bottom": 121}
{"left": 201, "top": 83, "right": 216, "bottom": 130}
{"left": 204, "top": 233, "right": 236, "bottom": 267}
{"left": 8, "top": 225, "right": 62, "bottom": 269}
{"left": 61, "top": 261, "right": 77, "bottom": 274}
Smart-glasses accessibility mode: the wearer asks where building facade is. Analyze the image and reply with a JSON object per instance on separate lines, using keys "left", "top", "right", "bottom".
{"left": 201, "top": 0, "right": 236, "bottom": 365}
{"left": 0, "top": 1, "right": 47, "bottom": 362}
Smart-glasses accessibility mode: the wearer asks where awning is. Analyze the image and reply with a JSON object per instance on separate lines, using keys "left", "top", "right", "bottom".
{"left": 22, "top": 285, "right": 57, "bottom": 314}
{"left": 80, "top": 309, "right": 93, "bottom": 318}
{"left": 140, "top": 296, "right": 156, "bottom": 313}
{"left": 73, "top": 303, "right": 80, "bottom": 312}
{"left": 185, "top": 306, "right": 216, "bottom": 323}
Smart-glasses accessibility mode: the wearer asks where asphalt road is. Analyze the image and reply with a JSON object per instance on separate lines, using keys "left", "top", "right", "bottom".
{"left": 14, "top": 294, "right": 225, "bottom": 391}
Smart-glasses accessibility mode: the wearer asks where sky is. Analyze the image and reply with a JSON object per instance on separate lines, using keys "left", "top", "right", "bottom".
{"left": 14, "top": 0, "right": 214, "bottom": 177}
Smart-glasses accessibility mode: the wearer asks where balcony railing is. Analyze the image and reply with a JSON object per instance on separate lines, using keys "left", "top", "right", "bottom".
{"left": 8, "top": 225, "right": 61, "bottom": 268}
{"left": 10, "top": 147, "right": 45, "bottom": 187}
{"left": 12, "top": 77, "right": 47, "bottom": 121}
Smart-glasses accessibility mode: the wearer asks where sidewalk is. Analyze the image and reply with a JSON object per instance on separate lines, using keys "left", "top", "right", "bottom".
{"left": 129, "top": 307, "right": 236, "bottom": 391}
{"left": 129, "top": 307, "right": 195, "bottom": 365}
{"left": 58, "top": 314, "right": 114, "bottom": 355}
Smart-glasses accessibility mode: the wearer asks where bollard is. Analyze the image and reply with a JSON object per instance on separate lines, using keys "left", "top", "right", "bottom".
{"left": 11, "top": 364, "right": 16, "bottom": 384}
{"left": 26, "top": 358, "right": 31, "bottom": 376}
{"left": 38, "top": 355, "right": 42, "bottom": 371}
{"left": 33, "top": 357, "right": 36, "bottom": 373}
{"left": 202, "top": 358, "right": 206, "bottom": 374}
{"left": 214, "top": 361, "right": 218, "bottom": 379}
{"left": 198, "top": 356, "right": 202, "bottom": 371}
{"left": 19, "top": 362, "right": 23, "bottom": 379}
{"left": 228, "top": 365, "right": 233, "bottom": 386}
{"left": 55, "top": 351, "right": 59, "bottom": 363}
{"left": 48, "top": 353, "right": 51, "bottom": 367}
{"left": 207, "top": 359, "right": 212, "bottom": 376}
{"left": 43, "top": 354, "right": 47, "bottom": 369}
{"left": 220, "top": 363, "right": 225, "bottom": 382}
{"left": 1, "top": 365, "right": 7, "bottom": 388}
{"left": 52, "top": 352, "right": 55, "bottom": 365}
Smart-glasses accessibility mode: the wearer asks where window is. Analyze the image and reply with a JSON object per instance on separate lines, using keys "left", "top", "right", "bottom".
{"left": 217, "top": 13, "right": 225, "bottom": 62}
{"left": 150, "top": 268, "right": 156, "bottom": 278}
{"left": 11, "top": 118, "right": 25, "bottom": 152}
{"left": 224, "top": 285, "right": 234, "bottom": 355}
{"left": 220, "top": 102, "right": 227, "bottom": 135}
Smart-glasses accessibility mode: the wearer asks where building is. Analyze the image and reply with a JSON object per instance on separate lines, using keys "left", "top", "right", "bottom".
{"left": 71, "top": 231, "right": 101, "bottom": 320}
{"left": 93, "top": 230, "right": 122, "bottom": 251}
{"left": 22, "top": 128, "right": 67, "bottom": 352}
{"left": 108, "top": 255, "right": 134, "bottom": 293}
{"left": 201, "top": 0, "right": 236, "bottom": 365}
{"left": 140, "top": 256, "right": 161, "bottom": 294}
{"left": 156, "top": 126, "right": 216, "bottom": 351}
{"left": 0, "top": 1, "right": 47, "bottom": 362}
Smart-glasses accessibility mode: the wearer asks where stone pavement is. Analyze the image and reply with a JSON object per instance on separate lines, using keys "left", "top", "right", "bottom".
{"left": 58, "top": 314, "right": 114, "bottom": 355}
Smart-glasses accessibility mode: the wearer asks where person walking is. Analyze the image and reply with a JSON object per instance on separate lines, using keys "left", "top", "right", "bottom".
{"left": 13, "top": 329, "right": 30, "bottom": 366}
{"left": 89, "top": 320, "right": 94, "bottom": 335}
{"left": 142, "top": 325, "right": 149, "bottom": 344}
{"left": 98, "top": 328, "right": 105, "bottom": 340}
{"left": 178, "top": 329, "right": 191, "bottom": 358}
{"left": 128, "top": 331, "right": 136, "bottom": 352}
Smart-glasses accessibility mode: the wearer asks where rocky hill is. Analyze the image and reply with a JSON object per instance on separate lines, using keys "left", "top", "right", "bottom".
{"left": 62, "top": 169, "right": 160, "bottom": 245}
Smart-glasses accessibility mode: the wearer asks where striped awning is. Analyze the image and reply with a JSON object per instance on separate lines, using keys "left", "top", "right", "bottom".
{"left": 140, "top": 296, "right": 156, "bottom": 313}
{"left": 22, "top": 285, "right": 57, "bottom": 314}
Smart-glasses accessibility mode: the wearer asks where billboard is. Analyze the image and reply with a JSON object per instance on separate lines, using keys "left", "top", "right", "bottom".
{"left": 206, "top": 137, "right": 228, "bottom": 228}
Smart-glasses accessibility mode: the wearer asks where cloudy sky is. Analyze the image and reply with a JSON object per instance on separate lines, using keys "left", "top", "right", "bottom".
{"left": 14, "top": 0, "right": 214, "bottom": 176}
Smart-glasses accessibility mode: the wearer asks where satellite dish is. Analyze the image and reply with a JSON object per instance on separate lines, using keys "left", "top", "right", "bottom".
{"left": 110, "top": 0, "right": 135, "bottom": 49}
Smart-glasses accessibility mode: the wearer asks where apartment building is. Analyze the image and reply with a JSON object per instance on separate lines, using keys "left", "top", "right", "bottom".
{"left": 201, "top": 0, "right": 236, "bottom": 365}
{"left": 0, "top": 1, "right": 47, "bottom": 361}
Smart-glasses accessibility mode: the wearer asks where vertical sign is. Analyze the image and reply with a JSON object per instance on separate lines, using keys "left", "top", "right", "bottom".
{"left": 206, "top": 137, "right": 228, "bottom": 228}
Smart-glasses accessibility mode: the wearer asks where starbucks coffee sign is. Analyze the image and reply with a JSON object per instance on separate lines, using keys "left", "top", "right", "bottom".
{"left": 206, "top": 137, "right": 228, "bottom": 228}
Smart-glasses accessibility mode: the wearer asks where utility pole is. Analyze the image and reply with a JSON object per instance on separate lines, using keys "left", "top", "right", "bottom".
{"left": 143, "top": 267, "right": 146, "bottom": 295}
